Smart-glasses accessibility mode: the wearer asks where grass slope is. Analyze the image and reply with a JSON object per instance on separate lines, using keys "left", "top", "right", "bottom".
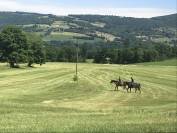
{"left": 44, "top": 32, "right": 87, "bottom": 41}
{"left": 138, "top": 58, "right": 177, "bottom": 66}
{"left": 43, "top": 32, "right": 103, "bottom": 43}
{"left": 0, "top": 63, "right": 176, "bottom": 133}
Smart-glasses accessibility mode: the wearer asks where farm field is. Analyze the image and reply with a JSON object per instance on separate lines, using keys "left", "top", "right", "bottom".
{"left": 43, "top": 32, "right": 87, "bottom": 41}
{"left": 43, "top": 31, "right": 103, "bottom": 43}
{"left": 0, "top": 62, "right": 176, "bottom": 133}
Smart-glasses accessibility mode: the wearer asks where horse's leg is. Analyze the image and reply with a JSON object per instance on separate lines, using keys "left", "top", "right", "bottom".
{"left": 135, "top": 88, "right": 137, "bottom": 93}
{"left": 139, "top": 88, "right": 141, "bottom": 94}
{"left": 127, "top": 87, "right": 130, "bottom": 93}
{"left": 122, "top": 85, "right": 124, "bottom": 90}
{"left": 123, "top": 85, "right": 125, "bottom": 89}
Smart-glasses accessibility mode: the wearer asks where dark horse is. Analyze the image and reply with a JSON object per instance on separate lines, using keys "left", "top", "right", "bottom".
{"left": 125, "top": 81, "right": 141, "bottom": 93}
{"left": 110, "top": 80, "right": 124, "bottom": 91}
{"left": 110, "top": 77, "right": 127, "bottom": 91}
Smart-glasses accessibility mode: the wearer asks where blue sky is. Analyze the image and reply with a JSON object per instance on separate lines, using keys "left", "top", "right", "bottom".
{"left": 0, "top": 0, "right": 176, "bottom": 17}
{"left": 19, "top": 0, "right": 176, "bottom": 8}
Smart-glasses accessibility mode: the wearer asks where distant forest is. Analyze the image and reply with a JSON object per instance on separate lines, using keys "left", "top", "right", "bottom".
{"left": 45, "top": 40, "right": 177, "bottom": 64}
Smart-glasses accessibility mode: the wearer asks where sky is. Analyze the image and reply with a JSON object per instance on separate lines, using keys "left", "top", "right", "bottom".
{"left": 0, "top": 0, "right": 176, "bottom": 18}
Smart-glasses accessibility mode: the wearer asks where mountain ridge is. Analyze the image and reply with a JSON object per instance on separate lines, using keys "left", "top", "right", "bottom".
{"left": 0, "top": 11, "right": 176, "bottom": 45}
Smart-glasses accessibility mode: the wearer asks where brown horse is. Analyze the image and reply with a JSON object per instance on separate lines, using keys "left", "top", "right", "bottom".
{"left": 110, "top": 78, "right": 127, "bottom": 91}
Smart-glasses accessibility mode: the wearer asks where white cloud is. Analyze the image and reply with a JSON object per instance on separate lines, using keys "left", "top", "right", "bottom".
{"left": 0, "top": 0, "right": 176, "bottom": 18}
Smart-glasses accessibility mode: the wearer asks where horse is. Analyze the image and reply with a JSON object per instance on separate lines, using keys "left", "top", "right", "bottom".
{"left": 110, "top": 80, "right": 124, "bottom": 91}
{"left": 122, "top": 81, "right": 130, "bottom": 92}
{"left": 125, "top": 81, "right": 141, "bottom": 93}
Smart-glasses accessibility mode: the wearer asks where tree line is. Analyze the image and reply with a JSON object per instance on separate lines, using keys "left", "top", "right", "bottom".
{"left": 45, "top": 41, "right": 176, "bottom": 64}
{"left": 94, "top": 45, "right": 177, "bottom": 64}
{"left": 0, "top": 26, "right": 176, "bottom": 67}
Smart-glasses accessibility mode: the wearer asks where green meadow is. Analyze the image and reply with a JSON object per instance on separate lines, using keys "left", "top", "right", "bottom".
{"left": 0, "top": 61, "right": 176, "bottom": 133}
{"left": 43, "top": 32, "right": 103, "bottom": 43}
{"left": 138, "top": 58, "right": 177, "bottom": 66}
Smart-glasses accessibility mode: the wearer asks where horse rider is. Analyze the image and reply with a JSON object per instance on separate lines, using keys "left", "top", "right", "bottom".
{"left": 131, "top": 77, "right": 134, "bottom": 83}
{"left": 118, "top": 76, "right": 122, "bottom": 83}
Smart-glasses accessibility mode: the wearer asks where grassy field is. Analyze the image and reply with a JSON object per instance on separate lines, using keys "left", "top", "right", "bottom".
{"left": 138, "top": 58, "right": 177, "bottom": 66}
{"left": 43, "top": 32, "right": 103, "bottom": 43}
{"left": 44, "top": 32, "right": 86, "bottom": 41}
{"left": 91, "top": 22, "right": 106, "bottom": 28}
{"left": 0, "top": 62, "right": 176, "bottom": 133}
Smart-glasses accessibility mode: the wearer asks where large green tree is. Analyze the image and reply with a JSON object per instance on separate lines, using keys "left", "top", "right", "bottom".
{"left": 0, "top": 26, "right": 28, "bottom": 68}
{"left": 26, "top": 33, "right": 45, "bottom": 67}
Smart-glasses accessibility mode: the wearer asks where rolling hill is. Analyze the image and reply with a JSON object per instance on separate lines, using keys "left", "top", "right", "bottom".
{"left": 0, "top": 12, "right": 176, "bottom": 45}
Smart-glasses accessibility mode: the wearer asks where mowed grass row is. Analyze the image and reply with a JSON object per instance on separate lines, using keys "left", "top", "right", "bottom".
{"left": 0, "top": 62, "right": 176, "bottom": 133}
